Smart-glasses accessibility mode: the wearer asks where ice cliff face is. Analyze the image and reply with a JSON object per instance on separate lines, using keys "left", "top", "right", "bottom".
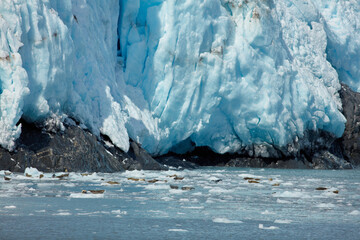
{"left": 0, "top": 0, "right": 359, "bottom": 157}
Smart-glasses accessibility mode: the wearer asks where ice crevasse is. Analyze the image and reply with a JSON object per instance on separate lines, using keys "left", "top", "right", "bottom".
{"left": 0, "top": 0, "right": 359, "bottom": 157}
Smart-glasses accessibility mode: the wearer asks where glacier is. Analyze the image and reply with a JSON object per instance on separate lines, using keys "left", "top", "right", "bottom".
{"left": 0, "top": 0, "right": 359, "bottom": 157}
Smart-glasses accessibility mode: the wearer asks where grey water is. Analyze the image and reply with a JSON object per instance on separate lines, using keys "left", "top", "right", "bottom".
{"left": 0, "top": 167, "right": 359, "bottom": 240}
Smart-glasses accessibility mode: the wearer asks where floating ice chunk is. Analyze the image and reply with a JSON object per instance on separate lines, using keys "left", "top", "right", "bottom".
{"left": 144, "top": 184, "right": 169, "bottom": 190}
{"left": 181, "top": 206, "right": 204, "bottom": 210}
{"left": 261, "top": 210, "right": 275, "bottom": 215}
{"left": 273, "top": 191, "right": 310, "bottom": 198}
{"left": 24, "top": 167, "right": 43, "bottom": 178}
{"left": 111, "top": 210, "right": 127, "bottom": 215}
{"left": 349, "top": 210, "right": 360, "bottom": 215}
{"left": 276, "top": 199, "right": 291, "bottom": 204}
{"left": 316, "top": 203, "right": 336, "bottom": 208}
{"left": 274, "top": 220, "right": 292, "bottom": 224}
{"left": 212, "top": 218, "right": 243, "bottom": 224}
{"left": 282, "top": 182, "right": 294, "bottom": 186}
{"left": 168, "top": 229, "right": 188, "bottom": 232}
{"left": 259, "top": 224, "right": 279, "bottom": 230}
{"left": 69, "top": 193, "right": 104, "bottom": 199}
{"left": 52, "top": 212, "right": 72, "bottom": 216}
{"left": 209, "top": 187, "right": 233, "bottom": 194}
{"left": 306, "top": 179, "right": 321, "bottom": 182}
{"left": 4, "top": 205, "right": 16, "bottom": 209}
{"left": 161, "top": 197, "right": 173, "bottom": 202}
{"left": 169, "top": 189, "right": 184, "bottom": 194}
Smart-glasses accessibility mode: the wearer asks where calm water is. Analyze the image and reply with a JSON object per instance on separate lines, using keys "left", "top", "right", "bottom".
{"left": 0, "top": 167, "right": 359, "bottom": 239}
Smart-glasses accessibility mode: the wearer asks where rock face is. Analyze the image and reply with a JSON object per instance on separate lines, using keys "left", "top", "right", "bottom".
{"left": 159, "top": 149, "right": 353, "bottom": 170}
{"left": 339, "top": 83, "right": 360, "bottom": 166}
{"left": 0, "top": 120, "right": 167, "bottom": 172}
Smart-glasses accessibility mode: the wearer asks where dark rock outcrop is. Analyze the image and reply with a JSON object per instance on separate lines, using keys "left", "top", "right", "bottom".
{"left": 160, "top": 142, "right": 354, "bottom": 169}
{"left": 0, "top": 120, "right": 167, "bottom": 172}
{"left": 225, "top": 157, "right": 310, "bottom": 169}
{"left": 339, "top": 83, "right": 360, "bottom": 166}
{"left": 155, "top": 155, "right": 199, "bottom": 169}
{"left": 108, "top": 141, "right": 168, "bottom": 171}
{"left": 311, "top": 151, "right": 352, "bottom": 169}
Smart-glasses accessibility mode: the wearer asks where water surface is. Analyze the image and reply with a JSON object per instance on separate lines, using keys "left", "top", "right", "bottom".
{"left": 0, "top": 168, "right": 359, "bottom": 239}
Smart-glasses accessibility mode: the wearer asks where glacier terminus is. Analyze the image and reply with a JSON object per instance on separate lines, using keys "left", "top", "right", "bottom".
{"left": 0, "top": 0, "right": 359, "bottom": 161}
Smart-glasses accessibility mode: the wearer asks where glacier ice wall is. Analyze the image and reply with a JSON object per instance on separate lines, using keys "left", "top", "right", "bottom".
{"left": 0, "top": 0, "right": 132, "bottom": 151}
{"left": 0, "top": 0, "right": 359, "bottom": 157}
{"left": 119, "top": 0, "right": 351, "bottom": 155}
{"left": 312, "top": 0, "right": 360, "bottom": 92}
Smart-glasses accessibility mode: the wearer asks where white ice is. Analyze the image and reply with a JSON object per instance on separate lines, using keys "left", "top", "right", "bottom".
{"left": 212, "top": 218, "right": 243, "bottom": 224}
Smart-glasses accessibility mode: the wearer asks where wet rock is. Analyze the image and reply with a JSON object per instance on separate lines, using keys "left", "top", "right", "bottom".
{"left": 0, "top": 151, "right": 16, "bottom": 171}
{"left": 4, "top": 176, "right": 11, "bottom": 181}
{"left": 312, "top": 151, "right": 352, "bottom": 169}
{"left": 226, "top": 157, "right": 312, "bottom": 169}
{"left": 248, "top": 180, "right": 260, "bottom": 184}
{"left": 170, "top": 185, "right": 179, "bottom": 189}
{"left": 315, "top": 187, "right": 328, "bottom": 191}
{"left": 155, "top": 155, "right": 198, "bottom": 169}
{"left": 181, "top": 187, "right": 194, "bottom": 191}
{"left": 126, "top": 141, "right": 168, "bottom": 171}
{"left": 339, "top": 83, "right": 360, "bottom": 166}
{"left": 333, "top": 190, "right": 339, "bottom": 194}
{"left": 226, "top": 158, "right": 270, "bottom": 168}
{"left": 0, "top": 119, "right": 167, "bottom": 172}
{"left": 269, "top": 159, "right": 311, "bottom": 169}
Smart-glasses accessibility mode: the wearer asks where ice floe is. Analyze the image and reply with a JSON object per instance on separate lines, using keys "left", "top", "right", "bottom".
{"left": 259, "top": 224, "right": 279, "bottom": 230}
{"left": 212, "top": 218, "right": 243, "bottom": 224}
